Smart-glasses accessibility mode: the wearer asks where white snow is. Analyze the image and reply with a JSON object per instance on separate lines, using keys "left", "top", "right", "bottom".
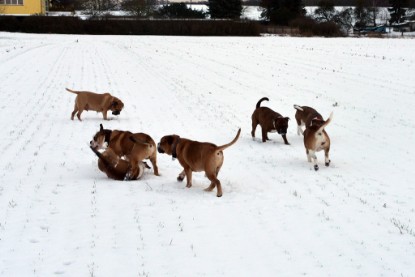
{"left": 0, "top": 32, "right": 415, "bottom": 276}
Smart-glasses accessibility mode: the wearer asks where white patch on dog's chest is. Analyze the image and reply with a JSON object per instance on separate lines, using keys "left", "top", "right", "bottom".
{"left": 269, "top": 130, "right": 277, "bottom": 133}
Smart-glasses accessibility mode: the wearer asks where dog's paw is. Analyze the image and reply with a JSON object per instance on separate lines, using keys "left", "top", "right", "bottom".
{"left": 177, "top": 175, "right": 185, "bottom": 182}
{"left": 314, "top": 165, "right": 319, "bottom": 171}
{"left": 325, "top": 160, "right": 331, "bottom": 167}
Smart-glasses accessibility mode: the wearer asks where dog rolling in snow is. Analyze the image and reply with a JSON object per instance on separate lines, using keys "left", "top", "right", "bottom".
{"left": 90, "top": 147, "right": 150, "bottom": 180}
{"left": 302, "top": 111, "right": 333, "bottom": 171}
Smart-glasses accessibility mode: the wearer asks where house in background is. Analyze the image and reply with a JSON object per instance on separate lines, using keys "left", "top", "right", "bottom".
{"left": 0, "top": 0, "right": 46, "bottom": 15}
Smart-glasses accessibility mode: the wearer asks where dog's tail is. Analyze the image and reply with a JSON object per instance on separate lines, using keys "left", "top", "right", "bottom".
{"left": 317, "top": 112, "right": 333, "bottom": 133}
{"left": 293, "top": 104, "right": 303, "bottom": 111}
{"left": 90, "top": 147, "right": 125, "bottom": 181}
{"left": 66, "top": 88, "right": 79, "bottom": 94}
{"left": 216, "top": 128, "right": 241, "bottom": 152}
{"left": 256, "top": 97, "right": 269, "bottom": 109}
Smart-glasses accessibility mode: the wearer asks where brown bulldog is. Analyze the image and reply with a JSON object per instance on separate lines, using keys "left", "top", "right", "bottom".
{"left": 90, "top": 147, "right": 150, "bottom": 180}
{"left": 66, "top": 88, "right": 124, "bottom": 121}
{"left": 157, "top": 129, "right": 241, "bottom": 197}
{"left": 251, "top": 97, "right": 290, "bottom": 144}
{"left": 293, "top": 104, "right": 324, "bottom": 135}
{"left": 303, "top": 112, "right": 333, "bottom": 171}
{"left": 90, "top": 124, "right": 159, "bottom": 176}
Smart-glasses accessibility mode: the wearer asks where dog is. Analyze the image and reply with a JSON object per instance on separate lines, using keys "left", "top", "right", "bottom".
{"left": 66, "top": 88, "right": 124, "bottom": 121}
{"left": 293, "top": 105, "right": 324, "bottom": 135}
{"left": 157, "top": 129, "right": 241, "bottom": 197}
{"left": 90, "top": 124, "right": 159, "bottom": 176}
{"left": 90, "top": 147, "right": 150, "bottom": 180}
{"left": 303, "top": 112, "right": 333, "bottom": 171}
{"left": 251, "top": 97, "right": 290, "bottom": 144}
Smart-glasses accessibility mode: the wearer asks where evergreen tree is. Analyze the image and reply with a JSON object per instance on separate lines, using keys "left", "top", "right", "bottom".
{"left": 260, "top": 0, "right": 305, "bottom": 25}
{"left": 208, "top": 0, "right": 242, "bottom": 19}
{"left": 388, "top": 0, "right": 409, "bottom": 24}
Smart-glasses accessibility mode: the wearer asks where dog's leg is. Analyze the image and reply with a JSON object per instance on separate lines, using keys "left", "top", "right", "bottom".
{"left": 184, "top": 167, "right": 193, "bottom": 188}
{"left": 103, "top": 110, "right": 108, "bottom": 120}
{"left": 205, "top": 172, "right": 222, "bottom": 197}
{"left": 308, "top": 150, "right": 319, "bottom": 171}
{"left": 306, "top": 149, "right": 312, "bottom": 163}
{"left": 297, "top": 125, "right": 304, "bottom": 136}
{"left": 261, "top": 128, "right": 267, "bottom": 143}
{"left": 149, "top": 155, "right": 160, "bottom": 176}
{"left": 251, "top": 120, "right": 258, "bottom": 139}
{"left": 71, "top": 103, "right": 78, "bottom": 120}
{"left": 324, "top": 148, "right": 330, "bottom": 167}
{"left": 177, "top": 170, "right": 185, "bottom": 182}
{"left": 282, "top": 134, "right": 290, "bottom": 145}
{"left": 76, "top": 108, "right": 83, "bottom": 121}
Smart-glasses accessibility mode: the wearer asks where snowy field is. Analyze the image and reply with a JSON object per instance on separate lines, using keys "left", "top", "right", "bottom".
{"left": 0, "top": 32, "right": 415, "bottom": 276}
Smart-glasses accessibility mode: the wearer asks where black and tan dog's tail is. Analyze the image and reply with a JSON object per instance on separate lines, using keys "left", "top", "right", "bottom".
{"left": 217, "top": 128, "right": 241, "bottom": 152}
{"left": 66, "top": 88, "right": 79, "bottom": 94}
{"left": 293, "top": 104, "right": 303, "bottom": 111}
{"left": 256, "top": 97, "right": 269, "bottom": 109}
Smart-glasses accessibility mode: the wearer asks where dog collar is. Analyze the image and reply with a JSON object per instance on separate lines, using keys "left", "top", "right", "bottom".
{"left": 104, "top": 130, "right": 112, "bottom": 145}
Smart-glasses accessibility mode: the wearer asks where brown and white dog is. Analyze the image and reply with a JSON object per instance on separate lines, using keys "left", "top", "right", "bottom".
{"left": 293, "top": 105, "right": 324, "bottom": 135}
{"left": 157, "top": 129, "right": 241, "bottom": 197}
{"left": 302, "top": 111, "right": 333, "bottom": 171}
{"left": 66, "top": 88, "right": 124, "bottom": 121}
{"left": 90, "top": 124, "right": 159, "bottom": 176}
{"left": 90, "top": 147, "right": 150, "bottom": 180}
{"left": 251, "top": 97, "right": 290, "bottom": 144}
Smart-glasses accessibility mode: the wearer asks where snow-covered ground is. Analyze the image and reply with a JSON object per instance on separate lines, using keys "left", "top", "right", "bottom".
{"left": 0, "top": 32, "right": 415, "bottom": 276}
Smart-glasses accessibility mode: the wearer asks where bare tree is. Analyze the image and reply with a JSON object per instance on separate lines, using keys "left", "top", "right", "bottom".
{"left": 78, "top": 0, "right": 121, "bottom": 17}
{"left": 121, "top": 0, "right": 157, "bottom": 17}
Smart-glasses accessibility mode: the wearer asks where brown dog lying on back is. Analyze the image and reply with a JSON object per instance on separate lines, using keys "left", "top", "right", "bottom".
{"left": 157, "top": 129, "right": 241, "bottom": 197}
{"left": 251, "top": 97, "right": 290, "bottom": 144}
{"left": 66, "top": 88, "right": 124, "bottom": 121}
{"left": 90, "top": 124, "right": 159, "bottom": 176}
{"left": 294, "top": 105, "right": 333, "bottom": 171}
{"left": 90, "top": 147, "right": 150, "bottom": 180}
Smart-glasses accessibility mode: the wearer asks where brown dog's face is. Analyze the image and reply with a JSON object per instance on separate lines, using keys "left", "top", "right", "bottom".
{"left": 90, "top": 124, "right": 110, "bottom": 150}
{"left": 110, "top": 97, "right": 124, "bottom": 115}
{"left": 274, "top": 117, "right": 290, "bottom": 135}
{"left": 157, "top": 135, "right": 179, "bottom": 156}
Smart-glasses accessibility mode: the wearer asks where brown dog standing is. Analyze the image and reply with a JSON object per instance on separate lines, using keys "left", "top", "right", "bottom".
{"left": 90, "top": 124, "right": 159, "bottom": 176}
{"left": 293, "top": 105, "right": 324, "bottom": 135}
{"left": 157, "top": 129, "right": 241, "bottom": 197}
{"left": 67, "top": 88, "right": 124, "bottom": 121}
{"left": 91, "top": 147, "right": 150, "bottom": 180}
{"left": 303, "top": 112, "right": 333, "bottom": 171}
{"left": 251, "top": 97, "right": 290, "bottom": 144}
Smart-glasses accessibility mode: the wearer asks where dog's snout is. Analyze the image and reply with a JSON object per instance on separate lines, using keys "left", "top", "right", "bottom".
{"left": 157, "top": 143, "right": 165, "bottom": 154}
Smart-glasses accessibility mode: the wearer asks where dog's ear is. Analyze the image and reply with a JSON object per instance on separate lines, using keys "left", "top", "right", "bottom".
{"left": 112, "top": 101, "right": 118, "bottom": 107}
{"left": 100, "top": 124, "right": 103, "bottom": 131}
{"left": 167, "top": 136, "right": 174, "bottom": 145}
{"left": 285, "top": 117, "right": 290, "bottom": 121}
